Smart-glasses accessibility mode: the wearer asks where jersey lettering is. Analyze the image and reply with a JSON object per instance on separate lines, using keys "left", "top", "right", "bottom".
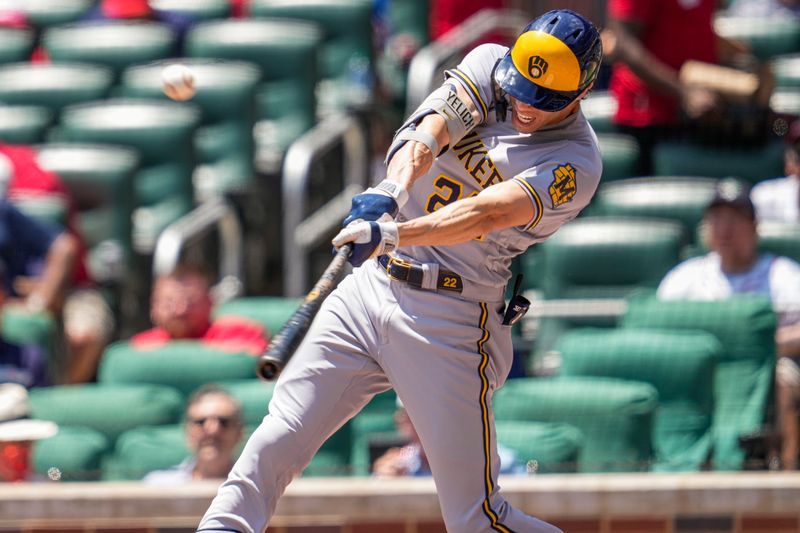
{"left": 426, "top": 175, "right": 463, "bottom": 212}
{"left": 451, "top": 132, "right": 506, "bottom": 189}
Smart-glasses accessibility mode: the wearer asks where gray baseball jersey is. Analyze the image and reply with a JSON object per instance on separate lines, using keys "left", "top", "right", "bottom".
{"left": 197, "top": 43, "right": 601, "bottom": 533}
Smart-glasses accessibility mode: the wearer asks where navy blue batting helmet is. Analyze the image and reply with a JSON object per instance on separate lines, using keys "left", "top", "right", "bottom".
{"left": 494, "top": 10, "right": 602, "bottom": 112}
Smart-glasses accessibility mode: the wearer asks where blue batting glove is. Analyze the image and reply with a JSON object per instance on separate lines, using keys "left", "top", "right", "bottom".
{"left": 342, "top": 180, "right": 409, "bottom": 226}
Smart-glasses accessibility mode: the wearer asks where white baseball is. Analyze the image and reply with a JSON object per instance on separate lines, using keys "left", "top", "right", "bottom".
{"left": 161, "top": 63, "right": 196, "bottom": 101}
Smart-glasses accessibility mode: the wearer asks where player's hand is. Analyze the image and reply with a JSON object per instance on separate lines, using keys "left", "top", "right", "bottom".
{"left": 342, "top": 180, "right": 408, "bottom": 226}
{"left": 332, "top": 219, "right": 398, "bottom": 267}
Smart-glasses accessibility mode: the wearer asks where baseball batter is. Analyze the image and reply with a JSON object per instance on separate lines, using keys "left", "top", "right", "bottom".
{"left": 197, "top": 10, "right": 603, "bottom": 533}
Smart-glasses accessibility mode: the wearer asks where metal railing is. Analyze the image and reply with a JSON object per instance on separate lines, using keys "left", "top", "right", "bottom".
{"left": 406, "top": 9, "right": 529, "bottom": 115}
{"left": 152, "top": 197, "right": 244, "bottom": 302}
{"left": 282, "top": 113, "right": 369, "bottom": 296}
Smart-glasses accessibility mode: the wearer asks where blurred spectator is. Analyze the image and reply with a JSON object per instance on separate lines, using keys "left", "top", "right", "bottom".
{"left": 0, "top": 383, "right": 58, "bottom": 482}
{"left": 657, "top": 180, "right": 800, "bottom": 470}
{"left": 0, "top": 263, "right": 47, "bottom": 388}
{"left": 429, "top": 0, "right": 504, "bottom": 41}
{"left": 132, "top": 264, "right": 268, "bottom": 355}
{"left": 751, "top": 123, "right": 800, "bottom": 223}
{"left": 727, "top": 0, "right": 800, "bottom": 16}
{"left": 1, "top": 145, "right": 114, "bottom": 385}
{"left": 143, "top": 385, "right": 243, "bottom": 484}
{"left": 372, "top": 398, "right": 524, "bottom": 477}
{"left": 0, "top": 199, "right": 78, "bottom": 387}
{"left": 604, "top": 0, "right": 756, "bottom": 174}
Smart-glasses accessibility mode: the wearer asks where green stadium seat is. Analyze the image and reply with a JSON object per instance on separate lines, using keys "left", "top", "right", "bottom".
{"left": 540, "top": 217, "right": 685, "bottom": 299}
{"left": 149, "top": 0, "right": 232, "bottom": 21}
{"left": 20, "top": 0, "right": 94, "bottom": 30}
{"left": 758, "top": 222, "right": 800, "bottom": 262}
{"left": 0, "top": 27, "right": 34, "bottom": 64}
{"left": 185, "top": 19, "right": 323, "bottom": 173}
{"left": 596, "top": 133, "right": 640, "bottom": 181}
{"left": 250, "top": 0, "right": 374, "bottom": 114}
{"left": 35, "top": 143, "right": 139, "bottom": 282}
{"left": 653, "top": 141, "right": 785, "bottom": 183}
{"left": 494, "top": 376, "right": 657, "bottom": 472}
{"left": 43, "top": 21, "right": 179, "bottom": 79}
{"left": 0, "top": 63, "right": 114, "bottom": 117}
{"left": 495, "top": 421, "right": 583, "bottom": 474}
{"left": 33, "top": 426, "right": 110, "bottom": 481}
{"left": 622, "top": 295, "right": 777, "bottom": 470}
{"left": 582, "top": 91, "right": 617, "bottom": 134}
{"left": 121, "top": 59, "right": 261, "bottom": 198}
{"left": 0, "top": 305, "right": 59, "bottom": 381}
{"left": 0, "top": 105, "right": 52, "bottom": 144}
{"left": 592, "top": 177, "right": 719, "bottom": 243}
{"left": 772, "top": 54, "right": 800, "bottom": 88}
{"left": 218, "top": 379, "right": 275, "bottom": 427}
{"left": 103, "top": 424, "right": 189, "bottom": 480}
{"left": 213, "top": 296, "right": 303, "bottom": 337}
{"left": 98, "top": 340, "right": 259, "bottom": 399}
{"left": 714, "top": 16, "right": 800, "bottom": 60}
{"left": 29, "top": 383, "right": 184, "bottom": 444}
{"left": 557, "top": 329, "right": 720, "bottom": 471}
{"left": 10, "top": 194, "right": 68, "bottom": 227}
{"left": 770, "top": 88, "right": 800, "bottom": 118}
{"left": 57, "top": 99, "right": 200, "bottom": 252}
{"left": 350, "top": 390, "right": 398, "bottom": 476}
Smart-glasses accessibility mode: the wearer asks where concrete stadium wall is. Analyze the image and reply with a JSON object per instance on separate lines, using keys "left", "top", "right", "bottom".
{"left": 1, "top": 473, "right": 799, "bottom": 533}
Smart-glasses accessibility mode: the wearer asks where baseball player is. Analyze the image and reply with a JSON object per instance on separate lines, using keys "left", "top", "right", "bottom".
{"left": 197, "top": 9, "right": 603, "bottom": 533}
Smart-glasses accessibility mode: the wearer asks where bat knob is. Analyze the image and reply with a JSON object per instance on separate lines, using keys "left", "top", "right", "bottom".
{"left": 257, "top": 356, "right": 283, "bottom": 381}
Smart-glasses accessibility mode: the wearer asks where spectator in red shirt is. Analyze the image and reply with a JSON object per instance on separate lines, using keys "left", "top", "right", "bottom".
{"left": 604, "top": 0, "right": 752, "bottom": 174}
{"left": 132, "top": 264, "right": 268, "bottom": 356}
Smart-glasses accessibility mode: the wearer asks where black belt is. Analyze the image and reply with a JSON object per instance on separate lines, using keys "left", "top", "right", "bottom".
{"left": 378, "top": 255, "right": 463, "bottom": 292}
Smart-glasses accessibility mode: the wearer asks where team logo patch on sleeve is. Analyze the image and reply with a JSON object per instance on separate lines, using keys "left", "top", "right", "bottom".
{"left": 548, "top": 164, "right": 577, "bottom": 208}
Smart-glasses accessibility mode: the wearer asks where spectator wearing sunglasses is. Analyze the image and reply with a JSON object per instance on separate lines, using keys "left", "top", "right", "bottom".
{"left": 143, "top": 385, "right": 244, "bottom": 484}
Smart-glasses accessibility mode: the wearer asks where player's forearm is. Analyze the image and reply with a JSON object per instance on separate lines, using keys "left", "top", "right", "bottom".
{"left": 385, "top": 114, "right": 449, "bottom": 191}
{"left": 398, "top": 196, "right": 496, "bottom": 246}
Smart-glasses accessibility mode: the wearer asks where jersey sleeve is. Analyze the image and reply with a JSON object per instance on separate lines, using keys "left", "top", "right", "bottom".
{"left": 608, "top": 0, "right": 656, "bottom": 22}
{"left": 510, "top": 156, "right": 601, "bottom": 239}
{"left": 444, "top": 43, "right": 507, "bottom": 125}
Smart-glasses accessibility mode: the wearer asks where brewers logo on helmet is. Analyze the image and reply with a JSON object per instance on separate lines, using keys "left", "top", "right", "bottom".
{"left": 494, "top": 9, "right": 603, "bottom": 112}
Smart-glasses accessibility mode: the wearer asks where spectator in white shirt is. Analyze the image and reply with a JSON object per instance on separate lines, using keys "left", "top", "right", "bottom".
{"left": 658, "top": 180, "right": 800, "bottom": 469}
{"left": 751, "top": 124, "right": 800, "bottom": 224}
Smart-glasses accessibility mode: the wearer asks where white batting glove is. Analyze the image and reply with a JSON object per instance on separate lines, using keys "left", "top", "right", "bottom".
{"left": 332, "top": 219, "right": 399, "bottom": 267}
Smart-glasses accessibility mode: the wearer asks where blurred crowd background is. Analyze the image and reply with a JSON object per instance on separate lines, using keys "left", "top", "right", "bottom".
{"left": 1, "top": 0, "right": 800, "bottom": 484}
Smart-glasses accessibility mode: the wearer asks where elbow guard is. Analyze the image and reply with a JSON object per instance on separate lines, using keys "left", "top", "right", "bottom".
{"left": 385, "top": 83, "right": 477, "bottom": 164}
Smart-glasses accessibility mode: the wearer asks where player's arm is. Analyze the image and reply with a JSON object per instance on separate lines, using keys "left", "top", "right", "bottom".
{"left": 332, "top": 180, "right": 534, "bottom": 265}
{"left": 340, "top": 82, "right": 481, "bottom": 225}
{"left": 385, "top": 81, "right": 482, "bottom": 192}
{"left": 397, "top": 180, "right": 533, "bottom": 246}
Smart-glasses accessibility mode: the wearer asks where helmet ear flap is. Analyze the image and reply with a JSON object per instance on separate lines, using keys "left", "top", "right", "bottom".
{"left": 491, "top": 58, "right": 509, "bottom": 122}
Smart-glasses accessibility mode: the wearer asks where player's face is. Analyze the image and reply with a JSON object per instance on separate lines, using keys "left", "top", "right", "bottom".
{"left": 150, "top": 273, "right": 213, "bottom": 339}
{"left": 705, "top": 205, "right": 757, "bottom": 263}
{"left": 508, "top": 97, "right": 576, "bottom": 133}
{"left": 186, "top": 394, "right": 243, "bottom": 466}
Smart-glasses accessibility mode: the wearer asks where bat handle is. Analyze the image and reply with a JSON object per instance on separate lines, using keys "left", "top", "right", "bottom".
{"left": 257, "top": 354, "right": 283, "bottom": 381}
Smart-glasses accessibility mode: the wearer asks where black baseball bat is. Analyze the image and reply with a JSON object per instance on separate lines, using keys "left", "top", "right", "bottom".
{"left": 256, "top": 244, "right": 352, "bottom": 381}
